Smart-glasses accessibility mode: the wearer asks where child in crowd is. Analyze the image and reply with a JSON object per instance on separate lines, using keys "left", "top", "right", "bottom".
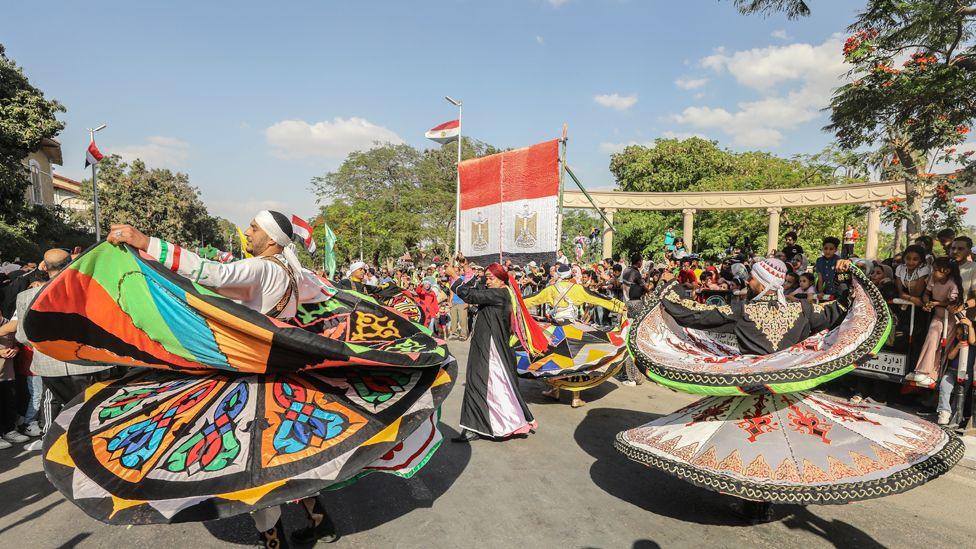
{"left": 815, "top": 236, "right": 841, "bottom": 299}
{"left": 896, "top": 245, "right": 932, "bottom": 373}
{"left": 783, "top": 271, "right": 799, "bottom": 295}
{"left": 906, "top": 257, "right": 962, "bottom": 386}
{"left": 936, "top": 315, "right": 975, "bottom": 426}
{"left": 789, "top": 272, "right": 817, "bottom": 301}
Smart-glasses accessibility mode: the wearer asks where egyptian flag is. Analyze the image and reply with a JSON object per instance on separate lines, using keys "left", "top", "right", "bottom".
{"left": 84, "top": 139, "right": 104, "bottom": 168}
{"left": 458, "top": 139, "right": 560, "bottom": 265}
{"left": 425, "top": 120, "right": 460, "bottom": 144}
{"left": 291, "top": 214, "right": 316, "bottom": 254}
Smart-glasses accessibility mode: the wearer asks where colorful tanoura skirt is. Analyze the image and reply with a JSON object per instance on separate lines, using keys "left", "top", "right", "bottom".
{"left": 24, "top": 243, "right": 456, "bottom": 524}
{"left": 515, "top": 320, "right": 629, "bottom": 381}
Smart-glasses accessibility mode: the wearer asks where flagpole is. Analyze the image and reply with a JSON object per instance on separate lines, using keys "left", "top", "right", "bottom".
{"left": 87, "top": 123, "right": 107, "bottom": 241}
{"left": 455, "top": 102, "right": 462, "bottom": 256}
{"left": 445, "top": 96, "right": 463, "bottom": 257}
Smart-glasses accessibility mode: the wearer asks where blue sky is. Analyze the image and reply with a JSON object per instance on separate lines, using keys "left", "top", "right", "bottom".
{"left": 9, "top": 0, "right": 969, "bottom": 228}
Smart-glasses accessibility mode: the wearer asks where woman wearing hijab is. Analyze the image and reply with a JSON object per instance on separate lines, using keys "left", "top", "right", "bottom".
{"left": 445, "top": 261, "right": 547, "bottom": 442}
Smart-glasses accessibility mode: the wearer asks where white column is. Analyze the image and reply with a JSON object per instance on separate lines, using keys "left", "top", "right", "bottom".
{"left": 602, "top": 208, "right": 616, "bottom": 259}
{"left": 766, "top": 207, "right": 782, "bottom": 255}
{"left": 682, "top": 208, "right": 696, "bottom": 253}
{"left": 865, "top": 202, "right": 881, "bottom": 259}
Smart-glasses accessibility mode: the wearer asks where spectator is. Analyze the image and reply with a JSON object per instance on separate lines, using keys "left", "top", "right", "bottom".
{"left": 950, "top": 236, "right": 976, "bottom": 312}
{"left": 937, "top": 228, "right": 956, "bottom": 256}
{"left": 619, "top": 253, "right": 647, "bottom": 386}
{"left": 842, "top": 225, "right": 857, "bottom": 258}
{"left": 906, "top": 257, "right": 962, "bottom": 386}
{"left": 937, "top": 316, "right": 975, "bottom": 425}
{"left": 815, "top": 236, "right": 841, "bottom": 298}
{"left": 782, "top": 231, "right": 803, "bottom": 262}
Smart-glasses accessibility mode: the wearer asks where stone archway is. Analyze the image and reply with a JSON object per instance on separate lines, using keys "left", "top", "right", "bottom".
{"left": 563, "top": 180, "right": 905, "bottom": 259}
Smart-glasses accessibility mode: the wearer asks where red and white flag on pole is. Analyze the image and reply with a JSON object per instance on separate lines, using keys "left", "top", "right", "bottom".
{"left": 84, "top": 139, "right": 104, "bottom": 168}
{"left": 425, "top": 120, "right": 460, "bottom": 144}
{"left": 291, "top": 214, "right": 317, "bottom": 254}
{"left": 458, "top": 139, "right": 560, "bottom": 264}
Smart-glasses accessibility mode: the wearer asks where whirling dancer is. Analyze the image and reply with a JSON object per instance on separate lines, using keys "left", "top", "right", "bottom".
{"left": 521, "top": 263, "right": 628, "bottom": 407}
{"left": 446, "top": 262, "right": 547, "bottom": 442}
{"left": 107, "top": 211, "right": 337, "bottom": 546}
{"left": 618, "top": 257, "right": 961, "bottom": 522}
{"left": 657, "top": 257, "right": 850, "bottom": 355}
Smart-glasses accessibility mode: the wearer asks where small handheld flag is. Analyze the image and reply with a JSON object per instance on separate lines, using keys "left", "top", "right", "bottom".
{"left": 291, "top": 215, "right": 317, "bottom": 254}
{"left": 425, "top": 120, "right": 460, "bottom": 144}
{"left": 85, "top": 140, "right": 104, "bottom": 168}
{"left": 322, "top": 221, "right": 337, "bottom": 278}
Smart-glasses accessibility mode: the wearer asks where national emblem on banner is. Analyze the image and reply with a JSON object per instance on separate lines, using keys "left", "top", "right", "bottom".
{"left": 471, "top": 211, "right": 489, "bottom": 251}
{"left": 514, "top": 203, "right": 538, "bottom": 249}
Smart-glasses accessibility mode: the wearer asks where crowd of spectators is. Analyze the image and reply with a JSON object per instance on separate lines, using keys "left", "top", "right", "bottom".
{"left": 2, "top": 223, "right": 974, "bottom": 454}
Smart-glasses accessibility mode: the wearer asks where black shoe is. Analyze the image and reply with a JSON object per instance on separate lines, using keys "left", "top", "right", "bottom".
{"left": 292, "top": 496, "right": 339, "bottom": 544}
{"left": 451, "top": 429, "right": 479, "bottom": 443}
{"left": 258, "top": 519, "right": 290, "bottom": 549}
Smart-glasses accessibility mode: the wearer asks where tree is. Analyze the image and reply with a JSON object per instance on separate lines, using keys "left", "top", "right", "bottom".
{"left": 732, "top": 0, "right": 811, "bottom": 19}
{"left": 75, "top": 156, "right": 219, "bottom": 247}
{"left": 311, "top": 138, "right": 501, "bottom": 266}
{"left": 0, "top": 44, "right": 65, "bottom": 224}
{"left": 608, "top": 138, "right": 863, "bottom": 259}
{"left": 560, "top": 209, "right": 603, "bottom": 261}
{"left": 736, "top": 1, "right": 976, "bottom": 239}
{"left": 0, "top": 44, "right": 81, "bottom": 259}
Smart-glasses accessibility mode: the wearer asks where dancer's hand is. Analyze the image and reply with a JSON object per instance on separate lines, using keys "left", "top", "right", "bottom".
{"left": 836, "top": 259, "right": 851, "bottom": 272}
{"left": 107, "top": 224, "right": 150, "bottom": 251}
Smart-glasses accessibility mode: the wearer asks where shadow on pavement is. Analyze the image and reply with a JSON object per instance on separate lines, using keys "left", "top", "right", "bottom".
{"left": 779, "top": 506, "right": 886, "bottom": 549}
{"left": 0, "top": 467, "right": 58, "bottom": 523}
{"left": 203, "top": 424, "right": 472, "bottom": 546}
{"left": 575, "top": 407, "right": 887, "bottom": 546}
{"left": 574, "top": 406, "right": 745, "bottom": 527}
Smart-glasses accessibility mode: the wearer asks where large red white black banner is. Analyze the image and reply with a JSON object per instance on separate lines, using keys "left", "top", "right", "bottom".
{"left": 458, "top": 139, "right": 560, "bottom": 265}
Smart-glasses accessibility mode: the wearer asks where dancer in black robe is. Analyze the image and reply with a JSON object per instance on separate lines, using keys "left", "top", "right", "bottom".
{"left": 447, "top": 262, "right": 548, "bottom": 442}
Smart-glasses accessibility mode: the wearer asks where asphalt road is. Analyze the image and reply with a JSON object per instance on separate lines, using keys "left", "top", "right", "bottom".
{"left": 2, "top": 339, "right": 976, "bottom": 549}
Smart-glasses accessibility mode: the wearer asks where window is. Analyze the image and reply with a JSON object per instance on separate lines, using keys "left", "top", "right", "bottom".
{"left": 29, "top": 159, "right": 43, "bottom": 205}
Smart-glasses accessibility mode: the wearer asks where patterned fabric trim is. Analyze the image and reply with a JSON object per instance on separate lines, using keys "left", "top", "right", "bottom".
{"left": 626, "top": 267, "right": 891, "bottom": 392}
{"left": 614, "top": 428, "right": 964, "bottom": 505}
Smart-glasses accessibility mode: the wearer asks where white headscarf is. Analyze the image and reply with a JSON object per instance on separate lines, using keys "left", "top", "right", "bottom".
{"left": 751, "top": 258, "right": 789, "bottom": 308}
{"left": 254, "top": 210, "right": 304, "bottom": 276}
{"left": 346, "top": 260, "right": 367, "bottom": 279}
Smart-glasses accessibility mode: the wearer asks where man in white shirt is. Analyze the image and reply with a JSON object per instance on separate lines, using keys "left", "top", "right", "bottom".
{"left": 108, "top": 209, "right": 337, "bottom": 547}
{"left": 951, "top": 236, "right": 976, "bottom": 312}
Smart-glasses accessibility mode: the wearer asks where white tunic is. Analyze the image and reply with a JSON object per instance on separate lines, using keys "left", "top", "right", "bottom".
{"left": 145, "top": 237, "right": 332, "bottom": 318}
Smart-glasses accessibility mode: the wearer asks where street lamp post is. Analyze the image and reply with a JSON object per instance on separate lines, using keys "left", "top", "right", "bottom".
{"left": 445, "top": 96, "right": 462, "bottom": 256}
{"left": 88, "top": 123, "right": 107, "bottom": 240}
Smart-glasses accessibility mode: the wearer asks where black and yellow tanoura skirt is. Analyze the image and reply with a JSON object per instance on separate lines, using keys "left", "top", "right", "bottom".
{"left": 23, "top": 243, "right": 456, "bottom": 524}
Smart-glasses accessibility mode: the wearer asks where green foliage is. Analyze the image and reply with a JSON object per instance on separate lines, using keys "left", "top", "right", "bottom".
{"left": 311, "top": 138, "right": 500, "bottom": 266}
{"left": 0, "top": 205, "right": 91, "bottom": 260}
{"left": 608, "top": 138, "right": 862, "bottom": 259}
{"left": 560, "top": 209, "right": 603, "bottom": 262}
{"left": 732, "top": 0, "right": 811, "bottom": 19}
{"left": 75, "top": 156, "right": 220, "bottom": 247}
{"left": 0, "top": 44, "right": 66, "bottom": 223}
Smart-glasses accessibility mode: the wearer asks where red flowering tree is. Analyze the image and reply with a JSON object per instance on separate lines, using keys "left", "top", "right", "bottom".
{"left": 737, "top": 1, "right": 976, "bottom": 239}
{"left": 827, "top": 1, "right": 976, "bottom": 239}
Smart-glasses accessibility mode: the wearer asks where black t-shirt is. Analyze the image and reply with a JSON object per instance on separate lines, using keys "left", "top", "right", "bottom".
{"left": 782, "top": 244, "right": 804, "bottom": 261}
{"left": 621, "top": 266, "right": 645, "bottom": 301}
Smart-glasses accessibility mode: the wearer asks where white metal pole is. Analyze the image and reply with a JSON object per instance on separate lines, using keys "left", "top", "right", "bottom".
{"left": 454, "top": 102, "right": 463, "bottom": 256}
{"left": 90, "top": 129, "right": 102, "bottom": 241}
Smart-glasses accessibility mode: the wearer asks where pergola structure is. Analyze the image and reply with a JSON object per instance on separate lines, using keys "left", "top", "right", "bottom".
{"left": 563, "top": 180, "right": 905, "bottom": 260}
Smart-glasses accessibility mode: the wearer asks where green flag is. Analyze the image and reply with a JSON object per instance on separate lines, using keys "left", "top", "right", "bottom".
{"left": 322, "top": 222, "right": 337, "bottom": 278}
